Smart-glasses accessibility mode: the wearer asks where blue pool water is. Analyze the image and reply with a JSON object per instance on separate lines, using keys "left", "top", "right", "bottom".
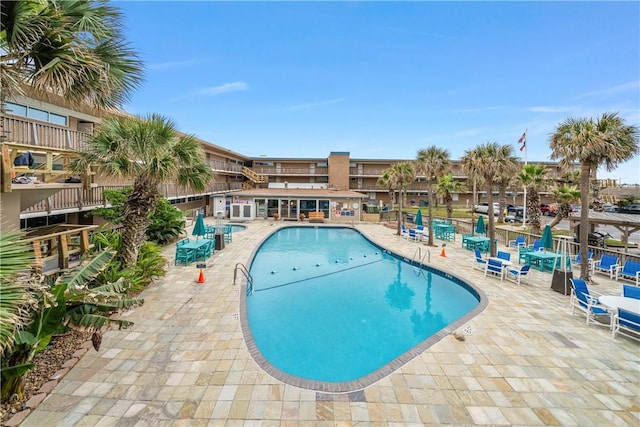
{"left": 228, "top": 224, "right": 246, "bottom": 233}
{"left": 245, "top": 226, "right": 482, "bottom": 387}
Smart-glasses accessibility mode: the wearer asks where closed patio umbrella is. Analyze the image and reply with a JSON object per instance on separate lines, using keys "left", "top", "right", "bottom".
{"left": 475, "top": 215, "right": 486, "bottom": 235}
{"left": 192, "top": 212, "right": 206, "bottom": 240}
{"left": 541, "top": 224, "right": 554, "bottom": 250}
{"left": 415, "top": 209, "right": 423, "bottom": 227}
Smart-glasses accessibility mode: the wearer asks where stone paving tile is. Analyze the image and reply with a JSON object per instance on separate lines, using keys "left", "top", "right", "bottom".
{"left": 21, "top": 220, "right": 640, "bottom": 426}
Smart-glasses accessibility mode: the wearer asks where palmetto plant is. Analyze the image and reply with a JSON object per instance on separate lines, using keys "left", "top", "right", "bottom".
{"left": 0, "top": 233, "right": 41, "bottom": 354}
{"left": 550, "top": 112, "right": 639, "bottom": 280}
{"left": 1, "top": 249, "right": 143, "bottom": 400}
{"left": 72, "top": 113, "right": 213, "bottom": 267}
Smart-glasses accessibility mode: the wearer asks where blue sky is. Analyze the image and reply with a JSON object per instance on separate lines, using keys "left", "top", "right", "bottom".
{"left": 117, "top": 1, "right": 640, "bottom": 183}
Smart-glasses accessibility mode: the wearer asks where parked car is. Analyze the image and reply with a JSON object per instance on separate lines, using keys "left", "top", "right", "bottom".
{"left": 474, "top": 202, "right": 500, "bottom": 215}
{"left": 504, "top": 206, "right": 529, "bottom": 223}
{"left": 602, "top": 203, "right": 618, "bottom": 212}
{"left": 619, "top": 204, "right": 640, "bottom": 214}
{"left": 540, "top": 204, "right": 552, "bottom": 216}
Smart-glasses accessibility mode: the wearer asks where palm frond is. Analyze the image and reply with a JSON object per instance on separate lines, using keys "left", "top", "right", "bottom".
{"left": 57, "top": 249, "right": 115, "bottom": 291}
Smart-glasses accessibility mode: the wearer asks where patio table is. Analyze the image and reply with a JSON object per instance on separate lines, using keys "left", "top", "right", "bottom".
{"left": 488, "top": 257, "right": 513, "bottom": 281}
{"left": 464, "top": 236, "right": 490, "bottom": 252}
{"left": 523, "top": 251, "right": 560, "bottom": 272}
{"left": 598, "top": 295, "right": 640, "bottom": 315}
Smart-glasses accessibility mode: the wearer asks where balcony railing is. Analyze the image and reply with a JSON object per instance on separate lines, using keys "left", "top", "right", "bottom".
{"left": 20, "top": 181, "right": 244, "bottom": 217}
{"left": 20, "top": 224, "right": 99, "bottom": 275}
{"left": 252, "top": 167, "right": 328, "bottom": 175}
{"left": 3, "top": 116, "right": 90, "bottom": 150}
{"left": 208, "top": 159, "right": 244, "bottom": 174}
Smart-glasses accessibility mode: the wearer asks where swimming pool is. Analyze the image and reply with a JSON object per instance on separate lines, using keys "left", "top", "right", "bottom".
{"left": 228, "top": 224, "right": 246, "bottom": 233}
{"left": 240, "top": 226, "right": 486, "bottom": 392}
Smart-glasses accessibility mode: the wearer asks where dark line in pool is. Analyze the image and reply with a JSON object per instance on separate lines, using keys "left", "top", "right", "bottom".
{"left": 253, "top": 259, "right": 384, "bottom": 292}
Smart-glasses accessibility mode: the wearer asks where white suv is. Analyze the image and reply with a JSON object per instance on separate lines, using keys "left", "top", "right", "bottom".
{"left": 474, "top": 202, "right": 500, "bottom": 215}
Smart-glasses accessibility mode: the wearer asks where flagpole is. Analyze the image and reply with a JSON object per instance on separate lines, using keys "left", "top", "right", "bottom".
{"left": 522, "top": 129, "right": 528, "bottom": 227}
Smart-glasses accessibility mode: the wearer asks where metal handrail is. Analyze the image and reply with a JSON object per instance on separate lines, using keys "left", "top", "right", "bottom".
{"left": 234, "top": 263, "right": 254, "bottom": 296}
{"left": 411, "top": 247, "right": 430, "bottom": 266}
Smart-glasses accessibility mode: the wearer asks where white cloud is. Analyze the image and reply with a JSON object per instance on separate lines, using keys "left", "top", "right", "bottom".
{"left": 281, "top": 98, "right": 346, "bottom": 111}
{"left": 573, "top": 81, "right": 640, "bottom": 100}
{"left": 529, "top": 106, "right": 577, "bottom": 113}
{"left": 196, "top": 82, "right": 249, "bottom": 96}
{"left": 149, "top": 59, "right": 203, "bottom": 70}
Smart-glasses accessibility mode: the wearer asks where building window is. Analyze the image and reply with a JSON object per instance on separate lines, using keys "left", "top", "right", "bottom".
{"left": 316, "top": 162, "right": 327, "bottom": 167}
{"left": 4, "top": 101, "right": 68, "bottom": 126}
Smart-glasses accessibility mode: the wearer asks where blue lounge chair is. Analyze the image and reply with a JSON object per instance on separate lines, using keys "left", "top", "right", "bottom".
{"left": 505, "top": 264, "right": 531, "bottom": 286}
{"left": 531, "top": 239, "right": 544, "bottom": 252}
{"left": 508, "top": 236, "right": 526, "bottom": 249}
{"left": 497, "top": 251, "right": 511, "bottom": 262}
{"left": 407, "top": 228, "right": 420, "bottom": 242}
{"left": 622, "top": 284, "right": 640, "bottom": 300}
{"left": 569, "top": 278, "right": 611, "bottom": 327}
{"left": 472, "top": 248, "right": 487, "bottom": 271}
{"left": 592, "top": 254, "right": 620, "bottom": 279}
{"left": 616, "top": 260, "right": 640, "bottom": 286}
{"left": 485, "top": 257, "right": 504, "bottom": 280}
{"left": 571, "top": 250, "right": 593, "bottom": 267}
{"left": 612, "top": 308, "right": 640, "bottom": 341}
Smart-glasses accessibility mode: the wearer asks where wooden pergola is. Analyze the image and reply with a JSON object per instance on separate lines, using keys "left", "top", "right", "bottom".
{"left": 567, "top": 211, "right": 640, "bottom": 252}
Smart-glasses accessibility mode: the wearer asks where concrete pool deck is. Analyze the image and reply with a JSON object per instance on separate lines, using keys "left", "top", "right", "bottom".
{"left": 21, "top": 220, "right": 639, "bottom": 426}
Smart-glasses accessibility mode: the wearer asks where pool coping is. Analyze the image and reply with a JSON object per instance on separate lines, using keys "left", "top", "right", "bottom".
{"left": 238, "top": 224, "right": 489, "bottom": 394}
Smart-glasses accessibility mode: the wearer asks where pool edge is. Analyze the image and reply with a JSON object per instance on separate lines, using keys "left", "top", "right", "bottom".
{"left": 238, "top": 224, "right": 489, "bottom": 394}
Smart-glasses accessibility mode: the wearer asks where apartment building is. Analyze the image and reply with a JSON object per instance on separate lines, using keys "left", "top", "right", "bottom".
{"left": 1, "top": 93, "right": 586, "bottom": 234}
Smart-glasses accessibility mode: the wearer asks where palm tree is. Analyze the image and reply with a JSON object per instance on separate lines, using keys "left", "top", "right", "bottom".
{"left": 471, "top": 142, "right": 515, "bottom": 257}
{"left": 517, "top": 164, "right": 548, "bottom": 235}
{"left": 72, "top": 114, "right": 213, "bottom": 266}
{"left": 378, "top": 162, "right": 415, "bottom": 236}
{"left": 0, "top": 233, "right": 41, "bottom": 354}
{"left": 461, "top": 148, "right": 484, "bottom": 235}
{"left": 435, "top": 174, "right": 466, "bottom": 220}
{"left": 0, "top": 0, "right": 144, "bottom": 109}
{"left": 416, "top": 146, "right": 451, "bottom": 246}
{"left": 550, "top": 112, "right": 639, "bottom": 280}
{"left": 492, "top": 145, "right": 520, "bottom": 223}
{"left": 548, "top": 184, "right": 581, "bottom": 228}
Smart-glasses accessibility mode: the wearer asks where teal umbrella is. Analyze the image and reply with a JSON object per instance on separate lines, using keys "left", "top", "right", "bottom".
{"left": 475, "top": 215, "right": 486, "bottom": 235}
{"left": 414, "top": 209, "right": 423, "bottom": 227}
{"left": 541, "top": 224, "right": 554, "bottom": 250}
{"left": 192, "top": 212, "right": 206, "bottom": 240}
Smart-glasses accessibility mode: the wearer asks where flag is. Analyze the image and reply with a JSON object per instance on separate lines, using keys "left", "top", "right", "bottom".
{"left": 518, "top": 131, "right": 527, "bottom": 151}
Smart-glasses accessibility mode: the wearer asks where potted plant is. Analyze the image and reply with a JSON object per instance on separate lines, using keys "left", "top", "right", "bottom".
{"left": 273, "top": 212, "right": 280, "bottom": 221}
{"left": 299, "top": 213, "right": 306, "bottom": 221}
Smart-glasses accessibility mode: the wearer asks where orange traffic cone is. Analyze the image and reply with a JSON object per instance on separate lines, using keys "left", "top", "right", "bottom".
{"left": 197, "top": 268, "right": 205, "bottom": 284}
{"left": 440, "top": 247, "right": 446, "bottom": 257}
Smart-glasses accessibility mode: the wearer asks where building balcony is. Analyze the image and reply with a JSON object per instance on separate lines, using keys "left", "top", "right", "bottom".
{"left": 3, "top": 115, "right": 90, "bottom": 151}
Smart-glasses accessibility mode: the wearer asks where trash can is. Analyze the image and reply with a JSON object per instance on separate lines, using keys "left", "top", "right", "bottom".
{"left": 214, "top": 233, "right": 225, "bottom": 251}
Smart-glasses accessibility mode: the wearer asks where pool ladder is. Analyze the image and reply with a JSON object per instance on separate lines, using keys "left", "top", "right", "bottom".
{"left": 411, "top": 247, "right": 430, "bottom": 267}
{"left": 234, "top": 263, "right": 254, "bottom": 296}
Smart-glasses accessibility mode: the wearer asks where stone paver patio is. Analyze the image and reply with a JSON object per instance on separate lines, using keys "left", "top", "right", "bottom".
{"left": 21, "top": 220, "right": 639, "bottom": 426}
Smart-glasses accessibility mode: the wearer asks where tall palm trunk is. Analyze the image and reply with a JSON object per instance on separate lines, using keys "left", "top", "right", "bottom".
{"left": 579, "top": 163, "right": 592, "bottom": 281}
{"left": 120, "top": 182, "right": 159, "bottom": 266}
{"left": 487, "top": 190, "right": 497, "bottom": 257}
{"left": 427, "top": 182, "right": 435, "bottom": 246}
